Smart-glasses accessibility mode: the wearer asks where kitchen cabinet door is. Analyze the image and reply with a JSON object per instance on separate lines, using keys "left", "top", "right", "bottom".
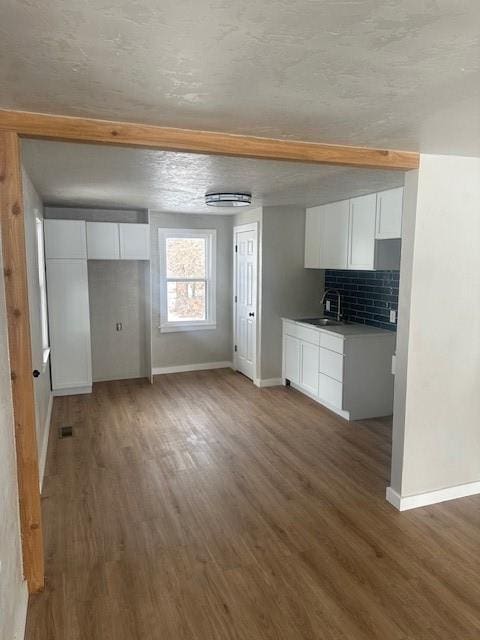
{"left": 299, "top": 341, "right": 319, "bottom": 396}
{"left": 319, "top": 200, "right": 350, "bottom": 269}
{"left": 376, "top": 187, "right": 403, "bottom": 239}
{"left": 348, "top": 194, "right": 377, "bottom": 270}
{"left": 86, "top": 222, "right": 120, "bottom": 259}
{"left": 46, "top": 259, "right": 92, "bottom": 391}
{"left": 119, "top": 224, "right": 150, "bottom": 260}
{"left": 44, "top": 219, "right": 87, "bottom": 259}
{"left": 284, "top": 334, "right": 300, "bottom": 384}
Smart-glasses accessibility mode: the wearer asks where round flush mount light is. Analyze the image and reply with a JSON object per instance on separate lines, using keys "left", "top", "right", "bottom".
{"left": 205, "top": 192, "right": 252, "bottom": 207}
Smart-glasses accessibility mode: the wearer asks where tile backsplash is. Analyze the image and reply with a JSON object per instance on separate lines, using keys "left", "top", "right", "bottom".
{"left": 324, "top": 270, "right": 399, "bottom": 331}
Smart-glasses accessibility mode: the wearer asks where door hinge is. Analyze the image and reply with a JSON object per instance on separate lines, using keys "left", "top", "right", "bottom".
{"left": 234, "top": 345, "right": 238, "bottom": 352}
{"left": 234, "top": 295, "right": 237, "bottom": 303}
{"left": 235, "top": 244, "right": 238, "bottom": 253}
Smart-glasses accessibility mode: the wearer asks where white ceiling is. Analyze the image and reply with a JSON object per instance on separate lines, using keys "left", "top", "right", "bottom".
{"left": 21, "top": 139, "right": 404, "bottom": 213}
{"left": 2, "top": 1, "right": 480, "bottom": 156}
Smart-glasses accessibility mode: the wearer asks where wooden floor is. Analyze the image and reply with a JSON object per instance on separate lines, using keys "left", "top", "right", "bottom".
{"left": 26, "top": 369, "right": 480, "bottom": 639}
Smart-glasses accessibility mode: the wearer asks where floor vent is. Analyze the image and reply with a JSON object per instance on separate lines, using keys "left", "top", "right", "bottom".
{"left": 59, "top": 425, "right": 73, "bottom": 439}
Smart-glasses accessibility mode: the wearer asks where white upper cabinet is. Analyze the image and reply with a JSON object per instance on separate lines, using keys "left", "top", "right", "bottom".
{"left": 86, "top": 222, "right": 120, "bottom": 259}
{"left": 119, "top": 224, "right": 150, "bottom": 260}
{"left": 305, "top": 200, "right": 349, "bottom": 269}
{"left": 320, "top": 201, "right": 350, "bottom": 269}
{"left": 376, "top": 187, "right": 403, "bottom": 239}
{"left": 348, "top": 193, "right": 377, "bottom": 270}
{"left": 44, "top": 219, "right": 86, "bottom": 259}
{"left": 304, "top": 186, "right": 404, "bottom": 270}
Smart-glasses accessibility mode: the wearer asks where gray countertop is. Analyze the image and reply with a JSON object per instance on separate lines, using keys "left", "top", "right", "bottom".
{"left": 283, "top": 316, "right": 394, "bottom": 338}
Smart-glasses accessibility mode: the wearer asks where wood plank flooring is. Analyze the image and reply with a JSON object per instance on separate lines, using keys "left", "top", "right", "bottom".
{"left": 26, "top": 369, "right": 480, "bottom": 639}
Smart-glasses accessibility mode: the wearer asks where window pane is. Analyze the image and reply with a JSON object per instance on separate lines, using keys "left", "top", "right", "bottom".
{"left": 167, "top": 281, "right": 206, "bottom": 322}
{"left": 166, "top": 238, "right": 206, "bottom": 278}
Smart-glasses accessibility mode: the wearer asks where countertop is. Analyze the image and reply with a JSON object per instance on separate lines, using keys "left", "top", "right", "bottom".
{"left": 283, "top": 316, "right": 394, "bottom": 338}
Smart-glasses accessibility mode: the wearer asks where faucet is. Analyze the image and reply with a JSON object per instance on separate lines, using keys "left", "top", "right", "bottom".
{"left": 321, "top": 288, "right": 342, "bottom": 322}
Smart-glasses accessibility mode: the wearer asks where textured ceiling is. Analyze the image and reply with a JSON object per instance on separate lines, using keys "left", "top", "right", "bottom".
{"left": 21, "top": 139, "right": 404, "bottom": 213}
{"left": 2, "top": 1, "right": 480, "bottom": 155}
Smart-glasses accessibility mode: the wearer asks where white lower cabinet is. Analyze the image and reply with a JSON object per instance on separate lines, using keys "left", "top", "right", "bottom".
{"left": 46, "top": 259, "right": 92, "bottom": 394}
{"left": 282, "top": 319, "right": 395, "bottom": 420}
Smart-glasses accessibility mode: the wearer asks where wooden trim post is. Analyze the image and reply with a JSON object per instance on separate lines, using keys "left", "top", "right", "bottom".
{"left": 0, "top": 130, "right": 44, "bottom": 593}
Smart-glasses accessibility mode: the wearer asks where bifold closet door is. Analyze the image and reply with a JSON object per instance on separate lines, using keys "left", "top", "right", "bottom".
{"left": 46, "top": 259, "right": 92, "bottom": 392}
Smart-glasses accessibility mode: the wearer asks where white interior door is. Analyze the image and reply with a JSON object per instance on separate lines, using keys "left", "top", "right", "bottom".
{"left": 234, "top": 224, "right": 257, "bottom": 380}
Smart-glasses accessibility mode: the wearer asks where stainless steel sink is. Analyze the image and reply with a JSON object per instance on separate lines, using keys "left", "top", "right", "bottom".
{"left": 296, "top": 317, "right": 344, "bottom": 327}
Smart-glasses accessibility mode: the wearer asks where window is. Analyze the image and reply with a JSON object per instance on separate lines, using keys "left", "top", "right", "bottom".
{"left": 159, "top": 228, "right": 216, "bottom": 332}
{"left": 36, "top": 216, "right": 50, "bottom": 368}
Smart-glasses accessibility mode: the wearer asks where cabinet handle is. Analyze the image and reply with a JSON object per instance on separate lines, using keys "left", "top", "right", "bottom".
{"left": 32, "top": 369, "right": 40, "bottom": 378}
{"left": 248, "top": 312, "right": 255, "bottom": 317}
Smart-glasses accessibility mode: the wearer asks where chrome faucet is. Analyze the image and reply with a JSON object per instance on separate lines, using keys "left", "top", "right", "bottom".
{"left": 321, "top": 288, "right": 342, "bottom": 322}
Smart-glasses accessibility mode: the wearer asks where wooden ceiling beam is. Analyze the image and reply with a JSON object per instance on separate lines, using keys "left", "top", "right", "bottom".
{"left": 0, "top": 109, "right": 419, "bottom": 171}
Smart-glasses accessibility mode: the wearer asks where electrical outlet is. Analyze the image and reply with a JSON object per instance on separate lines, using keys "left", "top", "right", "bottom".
{"left": 390, "top": 309, "right": 397, "bottom": 323}
{"left": 326, "top": 300, "right": 331, "bottom": 312}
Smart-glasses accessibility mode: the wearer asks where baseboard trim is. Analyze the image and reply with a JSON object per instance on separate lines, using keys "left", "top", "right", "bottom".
{"left": 253, "top": 378, "right": 283, "bottom": 388}
{"left": 39, "top": 392, "right": 53, "bottom": 492}
{"left": 53, "top": 385, "right": 92, "bottom": 396}
{"left": 386, "top": 481, "right": 480, "bottom": 511}
{"left": 152, "top": 361, "right": 233, "bottom": 375}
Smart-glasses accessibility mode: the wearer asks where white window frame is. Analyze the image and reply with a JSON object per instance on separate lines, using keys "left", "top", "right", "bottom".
{"left": 158, "top": 228, "right": 216, "bottom": 333}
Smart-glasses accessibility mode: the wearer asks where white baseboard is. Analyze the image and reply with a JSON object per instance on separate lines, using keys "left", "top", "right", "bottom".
{"left": 13, "top": 580, "right": 28, "bottom": 640}
{"left": 39, "top": 392, "right": 53, "bottom": 492}
{"left": 53, "top": 385, "right": 92, "bottom": 396}
{"left": 152, "top": 361, "right": 233, "bottom": 375}
{"left": 253, "top": 378, "right": 283, "bottom": 388}
{"left": 386, "top": 481, "right": 480, "bottom": 511}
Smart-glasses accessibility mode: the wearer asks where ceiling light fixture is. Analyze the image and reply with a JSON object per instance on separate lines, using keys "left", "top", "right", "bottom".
{"left": 205, "top": 192, "right": 252, "bottom": 207}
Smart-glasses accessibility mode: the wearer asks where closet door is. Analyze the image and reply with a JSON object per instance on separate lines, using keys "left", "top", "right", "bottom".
{"left": 46, "top": 259, "right": 92, "bottom": 392}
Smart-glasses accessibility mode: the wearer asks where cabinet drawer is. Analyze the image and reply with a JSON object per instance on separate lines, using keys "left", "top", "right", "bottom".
{"left": 284, "top": 322, "right": 320, "bottom": 345}
{"left": 319, "top": 332, "right": 344, "bottom": 354}
{"left": 319, "top": 348, "right": 343, "bottom": 382}
{"left": 318, "top": 373, "right": 343, "bottom": 409}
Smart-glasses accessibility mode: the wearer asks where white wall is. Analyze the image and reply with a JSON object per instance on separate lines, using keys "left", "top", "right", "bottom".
{"left": 23, "top": 169, "right": 52, "bottom": 488}
{"left": 391, "top": 154, "right": 480, "bottom": 501}
{"left": 0, "top": 232, "right": 28, "bottom": 640}
{"left": 390, "top": 170, "right": 418, "bottom": 492}
{"left": 150, "top": 211, "right": 233, "bottom": 369}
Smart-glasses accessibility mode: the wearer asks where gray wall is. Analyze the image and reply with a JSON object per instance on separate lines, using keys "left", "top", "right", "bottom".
{"left": 88, "top": 261, "right": 148, "bottom": 381}
{"left": 23, "top": 169, "right": 52, "bottom": 483}
{"left": 0, "top": 229, "right": 28, "bottom": 640}
{"left": 150, "top": 211, "right": 233, "bottom": 369}
{"left": 260, "top": 206, "right": 323, "bottom": 379}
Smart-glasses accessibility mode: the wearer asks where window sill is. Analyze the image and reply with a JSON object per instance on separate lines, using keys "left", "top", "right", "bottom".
{"left": 159, "top": 323, "right": 217, "bottom": 334}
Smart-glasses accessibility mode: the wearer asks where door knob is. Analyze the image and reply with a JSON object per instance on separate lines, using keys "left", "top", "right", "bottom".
{"left": 32, "top": 369, "right": 40, "bottom": 378}
{"left": 248, "top": 312, "right": 255, "bottom": 317}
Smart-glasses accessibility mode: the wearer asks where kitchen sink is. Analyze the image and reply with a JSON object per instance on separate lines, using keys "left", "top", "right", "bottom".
{"left": 296, "top": 317, "right": 345, "bottom": 327}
